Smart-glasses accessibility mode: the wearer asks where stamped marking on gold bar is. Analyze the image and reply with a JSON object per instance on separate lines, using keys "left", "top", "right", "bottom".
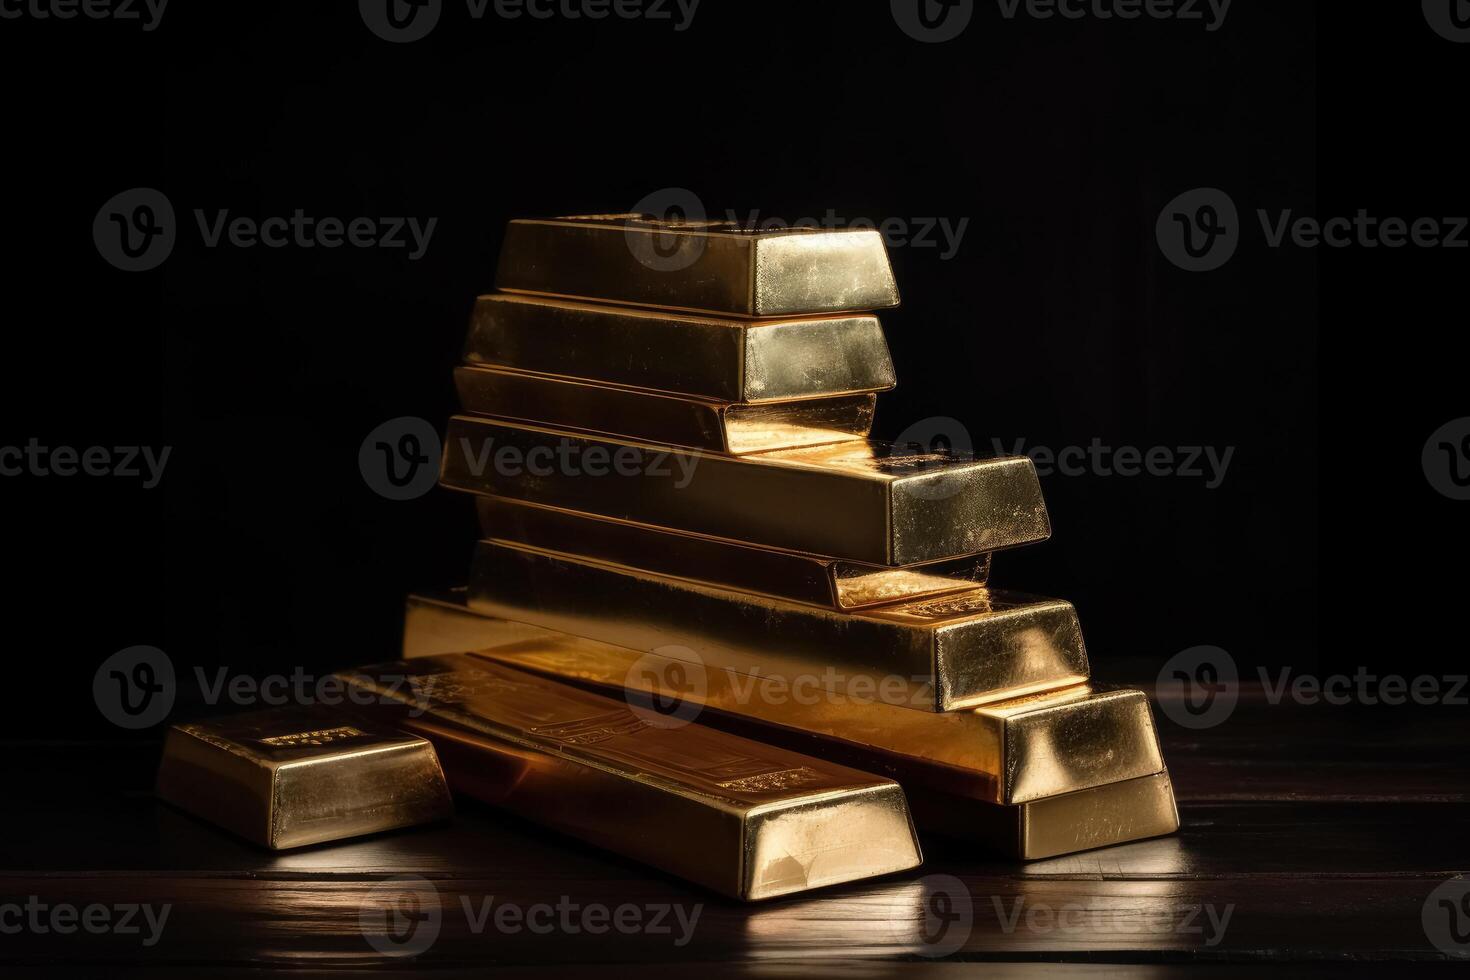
{"left": 716, "top": 768, "right": 825, "bottom": 793}
{"left": 529, "top": 711, "right": 649, "bottom": 745}
{"left": 257, "top": 726, "right": 366, "bottom": 748}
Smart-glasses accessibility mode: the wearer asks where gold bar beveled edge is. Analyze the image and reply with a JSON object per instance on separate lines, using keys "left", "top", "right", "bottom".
{"left": 454, "top": 365, "right": 881, "bottom": 456}
{"left": 496, "top": 218, "right": 901, "bottom": 318}
{"left": 906, "top": 770, "right": 1179, "bottom": 859}
{"left": 154, "top": 713, "right": 454, "bottom": 851}
{"left": 440, "top": 414, "right": 1053, "bottom": 566}
{"left": 467, "top": 538, "right": 1088, "bottom": 714}
{"left": 339, "top": 655, "right": 924, "bottom": 901}
{"left": 473, "top": 495, "right": 993, "bottom": 611}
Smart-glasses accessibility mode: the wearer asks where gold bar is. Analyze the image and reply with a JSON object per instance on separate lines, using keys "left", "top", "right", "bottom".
{"left": 454, "top": 366, "right": 877, "bottom": 455}
{"left": 339, "top": 655, "right": 922, "bottom": 901}
{"left": 495, "top": 216, "right": 901, "bottom": 317}
{"left": 467, "top": 541, "right": 1089, "bottom": 712}
{"left": 441, "top": 416, "right": 1051, "bottom": 565}
{"left": 476, "top": 497, "right": 990, "bottom": 610}
{"left": 155, "top": 707, "right": 453, "bottom": 850}
{"left": 466, "top": 294, "right": 897, "bottom": 403}
{"left": 907, "top": 772, "right": 1180, "bottom": 860}
{"left": 401, "top": 592, "right": 1157, "bottom": 805}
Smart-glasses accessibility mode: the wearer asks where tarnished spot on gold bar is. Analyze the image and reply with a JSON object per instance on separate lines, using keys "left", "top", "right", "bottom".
{"left": 495, "top": 216, "right": 900, "bottom": 317}
{"left": 465, "top": 295, "right": 896, "bottom": 404}
{"left": 454, "top": 366, "right": 876, "bottom": 455}
{"left": 466, "top": 541, "right": 1088, "bottom": 712}
{"left": 339, "top": 656, "right": 922, "bottom": 901}
{"left": 440, "top": 416, "right": 1051, "bottom": 565}
{"left": 155, "top": 708, "right": 453, "bottom": 850}
{"left": 475, "top": 497, "right": 989, "bottom": 610}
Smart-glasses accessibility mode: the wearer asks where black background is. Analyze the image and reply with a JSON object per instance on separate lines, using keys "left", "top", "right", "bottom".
{"left": 0, "top": 1, "right": 1460, "bottom": 740}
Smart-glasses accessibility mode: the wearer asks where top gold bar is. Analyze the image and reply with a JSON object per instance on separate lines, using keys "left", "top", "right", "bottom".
{"left": 494, "top": 215, "right": 902, "bottom": 318}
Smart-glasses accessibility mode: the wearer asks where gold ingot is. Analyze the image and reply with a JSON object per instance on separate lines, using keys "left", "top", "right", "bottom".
{"left": 402, "top": 592, "right": 1156, "bottom": 804}
{"left": 476, "top": 498, "right": 989, "bottom": 610}
{"left": 155, "top": 707, "right": 453, "bottom": 850}
{"left": 909, "top": 772, "right": 1181, "bottom": 860}
{"left": 466, "top": 542, "right": 1088, "bottom": 712}
{"left": 339, "top": 656, "right": 922, "bottom": 901}
{"left": 441, "top": 416, "right": 1051, "bottom": 565}
{"left": 495, "top": 215, "right": 901, "bottom": 317}
{"left": 454, "top": 366, "right": 876, "bottom": 455}
{"left": 465, "top": 294, "right": 896, "bottom": 403}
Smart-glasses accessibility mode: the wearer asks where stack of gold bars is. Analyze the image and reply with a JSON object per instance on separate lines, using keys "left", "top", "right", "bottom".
{"left": 344, "top": 214, "right": 1179, "bottom": 901}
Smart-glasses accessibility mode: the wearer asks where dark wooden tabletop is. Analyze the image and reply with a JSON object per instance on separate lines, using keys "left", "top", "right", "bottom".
{"left": 3, "top": 684, "right": 1468, "bottom": 975}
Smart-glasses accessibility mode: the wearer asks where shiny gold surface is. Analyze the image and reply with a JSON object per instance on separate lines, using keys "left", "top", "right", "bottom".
{"left": 340, "top": 656, "right": 922, "bottom": 901}
{"left": 495, "top": 216, "right": 901, "bottom": 317}
{"left": 908, "top": 772, "right": 1181, "bottom": 859}
{"left": 467, "top": 541, "right": 1089, "bottom": 712}
{"left": 476, "top": 497, "right": 990, "bottom": 610}
{"left": 441, "top": 416, "right": 1052, "bottom": 565}
{"left": 454, "top": 366, "right": 876, "bottom": 455}
{"left": 154, "top": 707, "right": 452, "bottom": 850}
{"left": 466, "top": 294, "right": 897, "bottom": 403}
{"left": 401, "top": 591, "right": 1156, "bottom": 804}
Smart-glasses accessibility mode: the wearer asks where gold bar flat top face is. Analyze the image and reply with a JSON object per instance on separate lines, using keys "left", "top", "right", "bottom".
{"left": 466, "top": 294, "right": 897, "bottom": 403}
{"left": 495, "top": 216, "right": 901, "bottom": 317}
{"left": 454, "top": 366, "right": 877, "bottom": 456}
{"left": 441, "top": 416, "right": 1051, "bottom": 565}
{"left": 467, "top": 540, "right": 1089, "bottom": 712}
{"left": 342, "top": 655, "right": 921, "bottom": 901}
{"left": 909, "top": 772, "right": 1179, "bottom": 859}
{"left": 476, "top": 497, "right": 990, "bottom": 610}
{"left": 154, "top": 708, "right": 452, "bottom": 850}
